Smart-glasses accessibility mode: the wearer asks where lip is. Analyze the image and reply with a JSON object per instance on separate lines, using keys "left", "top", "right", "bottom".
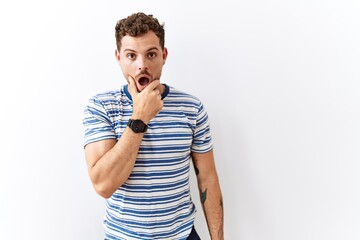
{"left": 135, "top": 74, "right": 152, "bottom": 89}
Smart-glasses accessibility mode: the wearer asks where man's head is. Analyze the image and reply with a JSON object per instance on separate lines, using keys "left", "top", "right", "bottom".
{"left": 115, "top": 12, "right": 165, "bottom": 51}
{"left": 115, "top": 12, "right": 168, "bottom": 92}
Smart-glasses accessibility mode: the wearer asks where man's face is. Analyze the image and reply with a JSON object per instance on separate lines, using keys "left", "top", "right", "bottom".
{"left": 115, "top": 31, "right": 168, "bottom": 92}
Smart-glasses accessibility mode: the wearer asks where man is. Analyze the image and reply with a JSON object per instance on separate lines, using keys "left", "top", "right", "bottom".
{"left": 83, "top": 12, "right": 223, "bottom": 240}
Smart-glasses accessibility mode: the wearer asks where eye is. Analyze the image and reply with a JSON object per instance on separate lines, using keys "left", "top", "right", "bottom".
{"left": 147, "top": 52, "right": 157, "bottom": 59}
{"left": 126, "top": 53, "right": 136, "bottom": 60}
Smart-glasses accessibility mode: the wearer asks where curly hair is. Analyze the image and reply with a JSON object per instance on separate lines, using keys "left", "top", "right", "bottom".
{"left": 115, "top": 12, "right": 165, "bottom": 51}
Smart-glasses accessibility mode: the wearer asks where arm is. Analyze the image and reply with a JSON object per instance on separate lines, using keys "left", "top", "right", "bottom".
{"left": 85, "top": 129, "right": 144, "bottom": 198}
{"left": 84, "top": 77, "right": 163, "bottom": 198}
{"left": 192, "top": 149, "right": 224, "bottom": 240}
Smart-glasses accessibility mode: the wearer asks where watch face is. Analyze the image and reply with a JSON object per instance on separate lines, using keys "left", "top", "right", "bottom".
{"left": 132, "top": 119, "right": 146, "bottom": 133}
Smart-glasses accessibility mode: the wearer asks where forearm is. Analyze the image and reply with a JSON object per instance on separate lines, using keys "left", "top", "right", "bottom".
{"left": 192, "top": 150, "right": 224, "bottom": 239}
{"left": 199, "top": 175, "right": 224, "bottom": 240}
{"left": 86, "top": 79, "right": 164, "bottom": 198}
{"left": 88, "top": 128, "right": 143, "bottom": 198}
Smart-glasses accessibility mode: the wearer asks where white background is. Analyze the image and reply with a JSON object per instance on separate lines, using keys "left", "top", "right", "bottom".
{"left": 1, "top": 0, "right": 360, "bottom": 239}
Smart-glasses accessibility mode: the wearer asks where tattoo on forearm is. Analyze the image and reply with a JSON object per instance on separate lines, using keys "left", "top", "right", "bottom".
{"left": 200, "top": 188, "right": 207, "bottom": 204}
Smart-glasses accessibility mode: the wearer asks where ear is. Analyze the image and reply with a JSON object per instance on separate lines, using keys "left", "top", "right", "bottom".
{"left": 162, "top": 47, "right": 168, "bottom": 65}
{"left": 115, "top": 49, "right": 121, "bottom": 63}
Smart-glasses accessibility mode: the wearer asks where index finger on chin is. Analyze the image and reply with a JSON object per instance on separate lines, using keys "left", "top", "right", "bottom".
{"left": 127, "top": 76, "right": 139, "bottom": 96}
{"left": 147, "top": 79, "right": 160, "bottom": 90}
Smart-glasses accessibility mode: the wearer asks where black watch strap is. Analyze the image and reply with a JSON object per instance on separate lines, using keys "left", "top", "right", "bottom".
{"left": 127, "top": 119, "right": 148, "bottom": 133}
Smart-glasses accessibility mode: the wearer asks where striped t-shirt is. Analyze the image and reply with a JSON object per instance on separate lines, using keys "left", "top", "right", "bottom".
{"left": 83, "top": 84, "right": 213, "bottom": 240}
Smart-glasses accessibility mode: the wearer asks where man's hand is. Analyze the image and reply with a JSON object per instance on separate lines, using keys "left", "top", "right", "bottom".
{"left": 128, "top": 76, "right": 163, "bottom": 124}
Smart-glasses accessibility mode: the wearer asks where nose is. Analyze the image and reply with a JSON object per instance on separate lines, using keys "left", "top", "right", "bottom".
{"left": 137, "top": 56, "right": 149, "bottom": 71}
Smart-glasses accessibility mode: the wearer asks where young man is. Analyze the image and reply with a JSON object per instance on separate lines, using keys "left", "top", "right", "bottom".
{"left": 83, "top": 12, "right": 224, "bottom": 240}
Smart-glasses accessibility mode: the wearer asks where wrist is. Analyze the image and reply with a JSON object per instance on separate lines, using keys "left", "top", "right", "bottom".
{"left": 131, "top": 112, "right": 150, "bottom": 124}
{"left": 127, "top": 119, "right": 148, "bottom": 133}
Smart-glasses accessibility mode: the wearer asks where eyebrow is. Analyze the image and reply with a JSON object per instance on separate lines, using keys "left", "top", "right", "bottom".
{"left": 123, "top": 47, "right": 160, "bottom": 53}
{"left": 146, "top": 47, "right": 160, "bottom": 52}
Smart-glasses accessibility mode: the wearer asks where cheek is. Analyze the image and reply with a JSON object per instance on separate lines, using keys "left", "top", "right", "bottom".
{"left": 155, "top": 63, "right": 164, "bottom": 73}
{"left": 120, "top": 61, "right": 135, "bottom": 74}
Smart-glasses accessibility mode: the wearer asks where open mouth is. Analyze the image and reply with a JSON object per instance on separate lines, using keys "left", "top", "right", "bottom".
{"left": 138, "top": 77, "right": 150, "bottom": 86}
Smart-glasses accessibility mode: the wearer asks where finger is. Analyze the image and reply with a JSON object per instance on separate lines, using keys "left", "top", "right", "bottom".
{"left": 146, "top": 79, "right": 160, "bottom": 91}
{"left": 127, "top": 76, "right": 139, "bottom": 96}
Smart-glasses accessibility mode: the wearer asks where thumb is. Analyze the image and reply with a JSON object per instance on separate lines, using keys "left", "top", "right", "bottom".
{"left": 127, "top": 76, "right": 138, "bottom": 97}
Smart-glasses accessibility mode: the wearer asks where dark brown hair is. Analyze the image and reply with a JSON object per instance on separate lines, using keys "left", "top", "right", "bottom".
{"left": 115, "top": 12, "right": 165, "bottom": 51}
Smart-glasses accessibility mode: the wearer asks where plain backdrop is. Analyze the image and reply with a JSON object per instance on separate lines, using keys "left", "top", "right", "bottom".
{"left": 1, "top": 0, "right": 360, "bottom": 239}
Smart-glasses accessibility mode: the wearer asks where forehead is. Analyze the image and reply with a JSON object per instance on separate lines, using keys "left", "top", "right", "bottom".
{"left": 120, "top": 31, "right": 161, "bottom": 52}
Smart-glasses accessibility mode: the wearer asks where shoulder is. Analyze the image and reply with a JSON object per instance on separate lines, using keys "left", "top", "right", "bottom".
{"left": 84, "top": 89, "right": 125, "bottom": 117}
{"left": 85, "top": 88, "right": 126, "bottom": 110}
{"left": 167, "top": 86, "right": 202, "bottom": 107}
{"left": 88, "top": 89, "right": 121, "bottom": 103}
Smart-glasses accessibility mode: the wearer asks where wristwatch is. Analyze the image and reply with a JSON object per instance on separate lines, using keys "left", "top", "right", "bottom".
{"left": 127, "top": 119, "right": 148, "bottom": 133}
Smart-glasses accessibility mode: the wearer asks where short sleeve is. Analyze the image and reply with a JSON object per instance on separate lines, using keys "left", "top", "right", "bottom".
{"left": 191, "top": 102, "right": 213, "bottom": 153}
{"left": 82, "top": 96, "right": 116, "bottom": 147}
